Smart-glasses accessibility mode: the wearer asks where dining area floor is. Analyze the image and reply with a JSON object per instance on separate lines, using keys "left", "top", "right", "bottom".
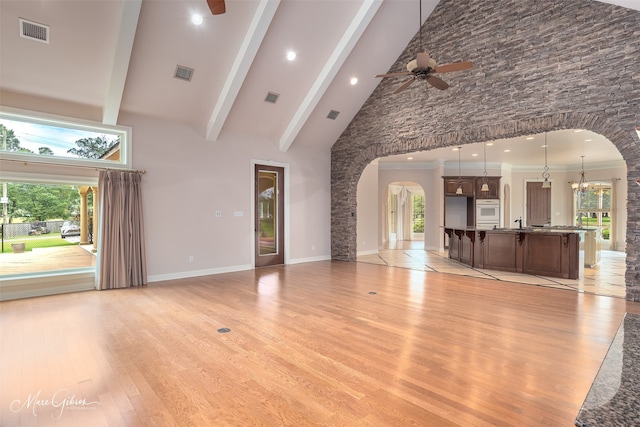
{"left": 357, "top": 241, "right": 627, "bottom": 299}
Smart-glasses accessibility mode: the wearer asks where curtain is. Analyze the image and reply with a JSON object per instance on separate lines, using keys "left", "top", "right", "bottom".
{"left": 610, "top": 177, "right": 617, "bottom": 249}
{"left": 97, "top": 170, "right": 147, "bottom": 289}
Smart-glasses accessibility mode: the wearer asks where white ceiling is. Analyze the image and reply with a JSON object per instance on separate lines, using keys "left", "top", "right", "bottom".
{"left": 0, "top": 0, "right": 637, "bottom": 167}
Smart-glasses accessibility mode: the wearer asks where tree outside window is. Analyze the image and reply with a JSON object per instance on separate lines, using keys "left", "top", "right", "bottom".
{"left": 574, "top": 182, "right": 611, "bottom": 240}
{"left": 412, "top": 194, "right": 425, "bottom": 233}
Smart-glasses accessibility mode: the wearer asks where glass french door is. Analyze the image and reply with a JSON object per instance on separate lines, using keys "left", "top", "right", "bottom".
{"left": 254, "top": 164, "right": 284, "bottom": 267}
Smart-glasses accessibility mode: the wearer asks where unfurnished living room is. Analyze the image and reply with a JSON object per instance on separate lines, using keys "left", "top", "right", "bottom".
{"left": 1, "top": 0, "right": 639, "bottom": 425}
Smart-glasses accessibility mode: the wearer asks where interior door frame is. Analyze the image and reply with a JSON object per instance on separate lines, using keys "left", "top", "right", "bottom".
{"left": 251, "top": 160, "right": 290, "bottom": 268}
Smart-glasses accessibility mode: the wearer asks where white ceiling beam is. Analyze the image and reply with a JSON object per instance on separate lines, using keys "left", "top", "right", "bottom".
{"left": 278, "top": 0, "right": 382, "bottom": 152}
{"left": 206, "top": 0, "right": 281, "bottom": 141}
{"left": 102, "top": 0, "right": 142, "bottom": 125}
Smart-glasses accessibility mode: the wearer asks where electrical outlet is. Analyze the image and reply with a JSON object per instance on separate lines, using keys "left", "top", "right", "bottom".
{"left": 215, "top": 211, "right": 222, "bottom": 217}
{"left": 189, "top": 256, "right": 194, "bottom": 262}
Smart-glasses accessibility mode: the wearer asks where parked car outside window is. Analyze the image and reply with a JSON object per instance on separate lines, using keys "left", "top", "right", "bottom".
{"left": 60, "top": 221, "right": 80, "bottom": 238}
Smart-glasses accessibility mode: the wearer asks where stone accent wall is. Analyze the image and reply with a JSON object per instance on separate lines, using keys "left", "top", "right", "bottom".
{"left": 331, "top": 0, "right": 640, "bottom": 301}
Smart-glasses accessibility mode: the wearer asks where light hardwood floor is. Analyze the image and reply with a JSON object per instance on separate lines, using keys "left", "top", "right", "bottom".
{"left": 359, "top": 241, "right": 627, "bottom": 298}
{"left": 1, "top": 261, "right": 639, "bottom": 426}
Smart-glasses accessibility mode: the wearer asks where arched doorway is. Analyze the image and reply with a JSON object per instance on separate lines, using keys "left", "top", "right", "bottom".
{"left": 385, "top": 182, "right": 425, "bottom": 249}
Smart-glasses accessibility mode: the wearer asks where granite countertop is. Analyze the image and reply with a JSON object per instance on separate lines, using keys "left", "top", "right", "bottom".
{"left": 575, "top": 313, "right": 640, "bottom": 426}
{"left": 442, "top": 226, "right": 600, "bottom": 234}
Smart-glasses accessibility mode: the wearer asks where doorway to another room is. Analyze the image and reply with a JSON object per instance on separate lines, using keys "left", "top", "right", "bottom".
{"left": 254, "top": 164, "right": 284, "bottom": 267}
{"left": 385, "top": 182, "right": 425, "bottom": 249}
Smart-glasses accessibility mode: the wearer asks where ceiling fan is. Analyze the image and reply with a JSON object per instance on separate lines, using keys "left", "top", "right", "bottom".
{"left": 376, "top": 0, "right": 473, "bottom": 94}
{"left": 207, "top": 0, "right": 226, "bottom": 15}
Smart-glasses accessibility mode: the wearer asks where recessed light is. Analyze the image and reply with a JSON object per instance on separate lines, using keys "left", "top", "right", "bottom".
{"left": 472, "top": 153, "right": 478, "bottom": 157}
{"left": 191, "top": 13, "right": 203, "bottom": 25}
{"left": 526, "top": 136, "right": 534, "bottom": 140}
{"left": 350, "top": 77, "right": 358, "bottom": 85}
{"left": 453, "top": 147, "right": 459, "bottom": 151}
{"left": 486, "top": 142, "right": 493, "bottom": 146}
{"left": 584, "top": 139, "right": 592, "bottom": 142}
{"left": 574, "top": 129, "right": 584, "bottom": 133}
{"left": 286, "top": 50, "right": 296, "bottom": 61}
{"left": 504, "top": 149, "right": 511, "bottom": 152}
{"left": 407, "top": 156, "right": 413, "bottom": 160}
{"left": 541, "top": 144, "right": 548, "bottom": 148}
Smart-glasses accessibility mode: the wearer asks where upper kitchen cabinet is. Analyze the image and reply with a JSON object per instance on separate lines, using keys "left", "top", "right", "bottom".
{"left": 475, "top": 177, "right": 501, "bottom": 199}
{"left": 444, "top": 177, "right": 475, "bottom": 196}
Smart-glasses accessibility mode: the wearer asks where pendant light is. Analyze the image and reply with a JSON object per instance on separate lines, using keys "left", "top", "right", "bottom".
{"left": 572, "top": 155, "right": 589, "bottom": 193}
{"left": 541, "top": 133, "right": 551, "bottom": 189}
{"left": 481, "top": 143, "right": 489, "bottom": 192}
{"left": 456, "top": 146, "right": 463, "bottom": 195}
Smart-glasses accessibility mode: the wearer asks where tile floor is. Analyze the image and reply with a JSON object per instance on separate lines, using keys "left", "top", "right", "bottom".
{"left": 357, "top": 241, "right": 627, "bottom": 298}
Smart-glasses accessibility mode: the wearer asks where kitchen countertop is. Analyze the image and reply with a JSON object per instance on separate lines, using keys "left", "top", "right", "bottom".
{"left": 443, "top": 226, "right": 597, "bottom": 233}
{"left": 575, "top": 313, "right": 640, "bottom": 426}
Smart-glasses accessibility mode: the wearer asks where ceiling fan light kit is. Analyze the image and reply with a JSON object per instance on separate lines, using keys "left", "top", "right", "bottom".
{"left": 375, "top": 0, "right": 473, "bottom": 94}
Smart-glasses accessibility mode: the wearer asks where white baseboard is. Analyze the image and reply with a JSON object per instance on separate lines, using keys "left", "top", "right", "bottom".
{"left": 287, "top": 255, "right": 332, "bottom": 265}
{"left": 148, "top": 264, "right": 253, "bottom": 283}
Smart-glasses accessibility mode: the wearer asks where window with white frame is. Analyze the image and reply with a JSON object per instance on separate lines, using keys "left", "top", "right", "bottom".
{"left": 0, "top": 108, "right": 131, "bottom": 168}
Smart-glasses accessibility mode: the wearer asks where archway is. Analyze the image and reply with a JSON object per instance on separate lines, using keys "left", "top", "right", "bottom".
{"left": 330, "top": 0, "right": 639, "bottom": 301}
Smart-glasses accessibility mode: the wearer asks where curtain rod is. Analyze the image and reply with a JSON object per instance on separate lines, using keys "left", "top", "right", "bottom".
{"left": 0, "top": 157, "right": 146, "bottom": 174}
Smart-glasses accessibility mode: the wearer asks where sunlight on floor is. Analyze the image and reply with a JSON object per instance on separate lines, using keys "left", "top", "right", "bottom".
{"left": 357, "top": 241, "right": 626, "bottom": 298}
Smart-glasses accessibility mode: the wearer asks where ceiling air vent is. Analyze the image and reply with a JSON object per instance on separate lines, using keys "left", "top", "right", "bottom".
{"left": 265, "top": 92, "right": 279, "bottom": 103}
{"left": 174, "top": 65, "right": 194, "bottom": 82}
{"left": 327, "top": 110, "right": 340, "bottom": 120}
{"left": 19, "top": 18, "right": 49, "bottom": 44}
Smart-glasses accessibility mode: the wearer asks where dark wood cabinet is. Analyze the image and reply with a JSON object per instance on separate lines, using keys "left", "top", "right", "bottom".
{"left": 475, "top": 177, "right": 500, "bottom": 199}
{"left": 444, "top": 228, "right": 580, "bottom": 280}
{"left": 444, "top": 177, "right": 475, "bottom": 196}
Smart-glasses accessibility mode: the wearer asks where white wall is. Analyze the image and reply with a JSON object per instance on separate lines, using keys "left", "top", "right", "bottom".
{"left": 357, "top": 161, "right": 379, "bottom": 255}
{"left": 121, "top": 112, "right": 332, "bottom": 281}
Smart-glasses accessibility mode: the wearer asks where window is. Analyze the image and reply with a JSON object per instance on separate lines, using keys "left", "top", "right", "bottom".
{"left": 0, "top": 107, "right": 128, "bottom": 300}
{"left": 1, "top": 181, "right": 97, "bottom": 275}
{"left": 574, "top": 181, "right": 612, "bottom": 241}
{"left": 0, "top": 107, "right": 131, "bottom": 168}
{"left": 412, "top": 194, "right": 425, "bottom": 233}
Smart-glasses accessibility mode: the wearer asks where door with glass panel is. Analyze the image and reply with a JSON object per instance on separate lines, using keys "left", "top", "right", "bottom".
{"left": 255, "top": 165, "right": 284, "bottom": 267}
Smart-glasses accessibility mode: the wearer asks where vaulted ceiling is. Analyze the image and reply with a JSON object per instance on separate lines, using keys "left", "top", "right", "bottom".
{"left": 1, "top": 0, "right": 637, "bottom": 165}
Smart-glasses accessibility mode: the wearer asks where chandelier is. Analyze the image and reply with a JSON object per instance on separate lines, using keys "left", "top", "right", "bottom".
{"left": 571, "top": 155, "right": 590, "bottom": 193}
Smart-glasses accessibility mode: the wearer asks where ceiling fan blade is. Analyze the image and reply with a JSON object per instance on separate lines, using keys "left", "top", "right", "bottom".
{"left": 207, "top": 0, "right": 226, "bottom": 15}
{"left": 426, "top": 75, "right": 449, "bottom": 90}
{"left": 416, "top": 51, "right": 431, "bottom": 69}
{"left": 434, "top": 61, "right": 473, "bottom": 74}
{"left": 393, "top": 78, "right": 416, "bottom": 94}
{"left": 376, "top": 72, "right": 411, "bottom": 78}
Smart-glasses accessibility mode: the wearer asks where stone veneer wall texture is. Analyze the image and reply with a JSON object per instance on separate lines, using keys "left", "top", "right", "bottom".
{"left": 331, "top": 0, "right": 640, "bottom": 301}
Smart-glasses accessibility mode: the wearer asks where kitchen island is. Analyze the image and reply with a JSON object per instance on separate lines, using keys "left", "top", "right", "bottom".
{"left": 444, "top": 227, "right": 581, "bottom": 279}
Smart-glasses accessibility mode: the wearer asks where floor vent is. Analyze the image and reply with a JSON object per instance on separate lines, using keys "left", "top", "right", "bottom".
{"left": 174, "top": 65, "right": 194, "bottom": 82}
{"left": 19, "top": 18, "right": 49, "bottom": 44}
{"left": 265, "top": 92, "right": 279, "bottom": 103}
{"left": 327, "top": 110, "right": 340, "bottom": 120}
